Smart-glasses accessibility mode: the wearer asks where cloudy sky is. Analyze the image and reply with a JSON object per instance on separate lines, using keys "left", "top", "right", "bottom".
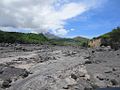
{"left": 0, "top": 0, "right": 120, "bottom": 38}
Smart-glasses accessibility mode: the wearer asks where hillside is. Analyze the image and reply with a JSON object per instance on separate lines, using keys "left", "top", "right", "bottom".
{"left": 100, "top": 27, "right": 120, "bottom": 41}
{"left": 100, "top": 27, "right": 120, "bottom": 48}
{"left": 0, "top": 30, "right": 48, "bottom": 44}
{"left": 50, "top": 37, "right": 89, "bottom": 47}
{"left": 0, "top": 30, "right": 89, "bottom": 47}
{"left": 89, "top": 27, "right": 120, "bottom": 49}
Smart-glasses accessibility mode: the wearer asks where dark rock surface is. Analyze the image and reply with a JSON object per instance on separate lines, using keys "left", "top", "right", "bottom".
{"left": 0, "top": 63, "right": 30, "bottom": 89}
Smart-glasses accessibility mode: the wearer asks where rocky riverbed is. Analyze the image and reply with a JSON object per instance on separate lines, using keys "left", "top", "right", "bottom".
{"left": 0, "top": 44, "right": 120, "bottom": 90}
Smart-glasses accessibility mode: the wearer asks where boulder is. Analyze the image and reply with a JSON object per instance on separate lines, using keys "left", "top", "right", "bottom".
{"left": 110, "top": 79, "right": 118, "bottom": 86}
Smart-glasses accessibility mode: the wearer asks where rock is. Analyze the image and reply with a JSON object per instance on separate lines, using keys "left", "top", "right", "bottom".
{"left": 104, "top": 69, "right": 112, "bottom": 73}
{"left": 20, "top": 70, "right": 29, "bottom": 78}
{"left": 97, "top": 76, "right": 104, "bottom": 80}
{"left": 38, "top": 55, "right": 54, "bottom": 63}
{"left": 91, "top": 84, "right": 99, "bottom": 89}
{"left": 84, "top": 56, "right": 91, "bottom": 59}
{"left": 92, "top": 51, "right": 95, "bottom": 53}
{"left": 63, "top": 51, "right": 77, "bottom": 57}
{"left": 110, "top": 79, "right": 118, "bottom": 86}
{"left": 85, "top": 61, "right": 92, "bottom": 64}
{"left": 112, "top": 68, "right": 117, "bottom": 71}
{"left": 52, "top": 56, "right": 57, "bottom": 60}
{"left": 1, "top": 79, "right": 12, "bottom": 88}
{"left": 117, "top": 54, "right": 119, "bottom": 56}
{"left": 0, "top": 70, "right": 3, "bottom": 74}
{"left": 104, "top": 71, "right": 112, "bottom": 73}
{"left": 93, "top": 59, "right": 102, "bottom": 64}
{"left": 40, "top": 87, "right": 49, "bottom": 90}
{"left": 5, "top": 78, "right": 12, "bottom": 83}
{"left": 84, "top": 87, "right": 93, "bottom": 90}
{"left": 72, "top": 52, "right": 77, "bottom": 55}
{"left": 1, "top": 65, "right": 29, "bottom": 79}
{"left": 96, "top": 75, "right": 105, "bottom": 81}
{"left": 63, "top": 85, "right": 69, "bottom": 89}
{"left": 79, "top": 72, "right": 85, "bottom": 77}
{"left": 71, "top": 73, "right": 77, "bottom": 80}
{"left": 65, "top": 77, "right": 77, "bottom": 86}
{"left": 2, "top": 81, "right": 10, "bottom": 88}
{"left": 18, "top": 57, "right": 25, "bottom": 61}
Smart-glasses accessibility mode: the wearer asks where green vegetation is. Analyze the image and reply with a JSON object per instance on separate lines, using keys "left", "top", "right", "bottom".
{"left": 109, "top": 27, "right": 120, "bottom": 42}
{"left": 50, "top": 37, "right": 89, "bottom": 47}
{"left": 0, "top": 30, "right": 89, "bottom": 47}
{"left": 0, "top": 30, "right": 48, "bottom": 44}
{"left": 73, "top": 36, "right": 89, "bottom": 47}
{"left": 100, "top": 27, "right": 120, "bottom": 42}
{"left": 98, "top": 27, "right": 120, "bottom": 49}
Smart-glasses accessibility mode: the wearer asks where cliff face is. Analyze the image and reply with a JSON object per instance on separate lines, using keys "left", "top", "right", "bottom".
{"left": 88, "top": 38, "right": 102, "bottom": 47}
{"left": 88, "top": 38, "right": 110, "bottom": 48}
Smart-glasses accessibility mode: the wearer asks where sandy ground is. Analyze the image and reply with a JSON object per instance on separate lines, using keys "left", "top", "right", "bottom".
{"left": 0, "top": 44, "right": 120, "bottom": 90}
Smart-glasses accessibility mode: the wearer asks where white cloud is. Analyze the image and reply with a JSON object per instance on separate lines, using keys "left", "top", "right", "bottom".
{"left": 0, "top": 0, "right": 107, "bottom": 36}
{"left": 70, "top": 28, "right": 75, "bottom": 31}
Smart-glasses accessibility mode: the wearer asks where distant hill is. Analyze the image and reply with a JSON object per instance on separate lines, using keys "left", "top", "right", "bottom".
{"left": 73, "top": 36, "right": 89, "bottom": 42}
{"left": 50, "top": 36, "right": 89, "bottom": 47}
{"left": 0, "top": 30, "right": 89, "bottom": 47}
{"left": 73, "top": 36, "right": 89, "bottom": 47}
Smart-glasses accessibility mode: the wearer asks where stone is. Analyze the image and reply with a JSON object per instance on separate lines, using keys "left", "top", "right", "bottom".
{"left": 84, "top": 87, "right": 93, "bottom": 90}
{"left": 79, "top": 73, "right": 85, "bottom": 77}
{"left": 96, "top": 76, "right": 104, "bottom": 81}
{"left": 71, "top": 73, "right": 77, "bottom": 80}
{"left": 84, "top": 56, "right": 91, "bottom": 59}
{"left": 63, "top": 85, "right": 69, "bottom": 89}
{"left": 96, "top": 74, "right": 107, "bottom": 81}
{"left": 112, "top": 68, "right": 117, "bottom": 71}
{"left": 92, "top": 51, "right": 95, "bottom": 53}
{"left": 117, "top": 54, "right": 119, "bottom": 56}
{"left": 20, "top": 70, "right": 29, "bottom": 78}
{"left": 110, "top": 79, "right": 118, "bottom": 86}
{"left": 2, "top": 79, "right": 12, "bottom": 88}
{"left": 91, "top": 83, "right": 99, "bottom": 89}
{"left": 85, "top": 61, "right": 92, "bottom": 64}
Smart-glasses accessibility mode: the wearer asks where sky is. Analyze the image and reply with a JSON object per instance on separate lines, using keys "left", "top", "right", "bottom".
{"left": 0, "top": 0, "right": 120, "bottom": 38}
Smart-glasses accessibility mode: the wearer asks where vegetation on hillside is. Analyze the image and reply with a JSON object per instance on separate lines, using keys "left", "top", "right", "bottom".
{"left": 73, "top": 36, "right": 89, "bottom": 47}
{"left": 50, "top": 38, "right": 89, "bottom": 47}
{"left": 109, "top": 27, "right": 120, "bottom": 42}
{"left": 98, "top": 27, "right": 120, "bottom": 49}
{"left": 0, "top": 30, "right": 89, "bottom": 47}
{"left": 0, "top": 30, "right": 48, "bottom": 44}
{"left": 100, "top": 27, "right": 120, "bottom": 42}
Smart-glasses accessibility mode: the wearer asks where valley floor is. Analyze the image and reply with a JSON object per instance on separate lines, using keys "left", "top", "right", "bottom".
{"left": 0, "top": 44, "right": 120, "bottom": 90}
